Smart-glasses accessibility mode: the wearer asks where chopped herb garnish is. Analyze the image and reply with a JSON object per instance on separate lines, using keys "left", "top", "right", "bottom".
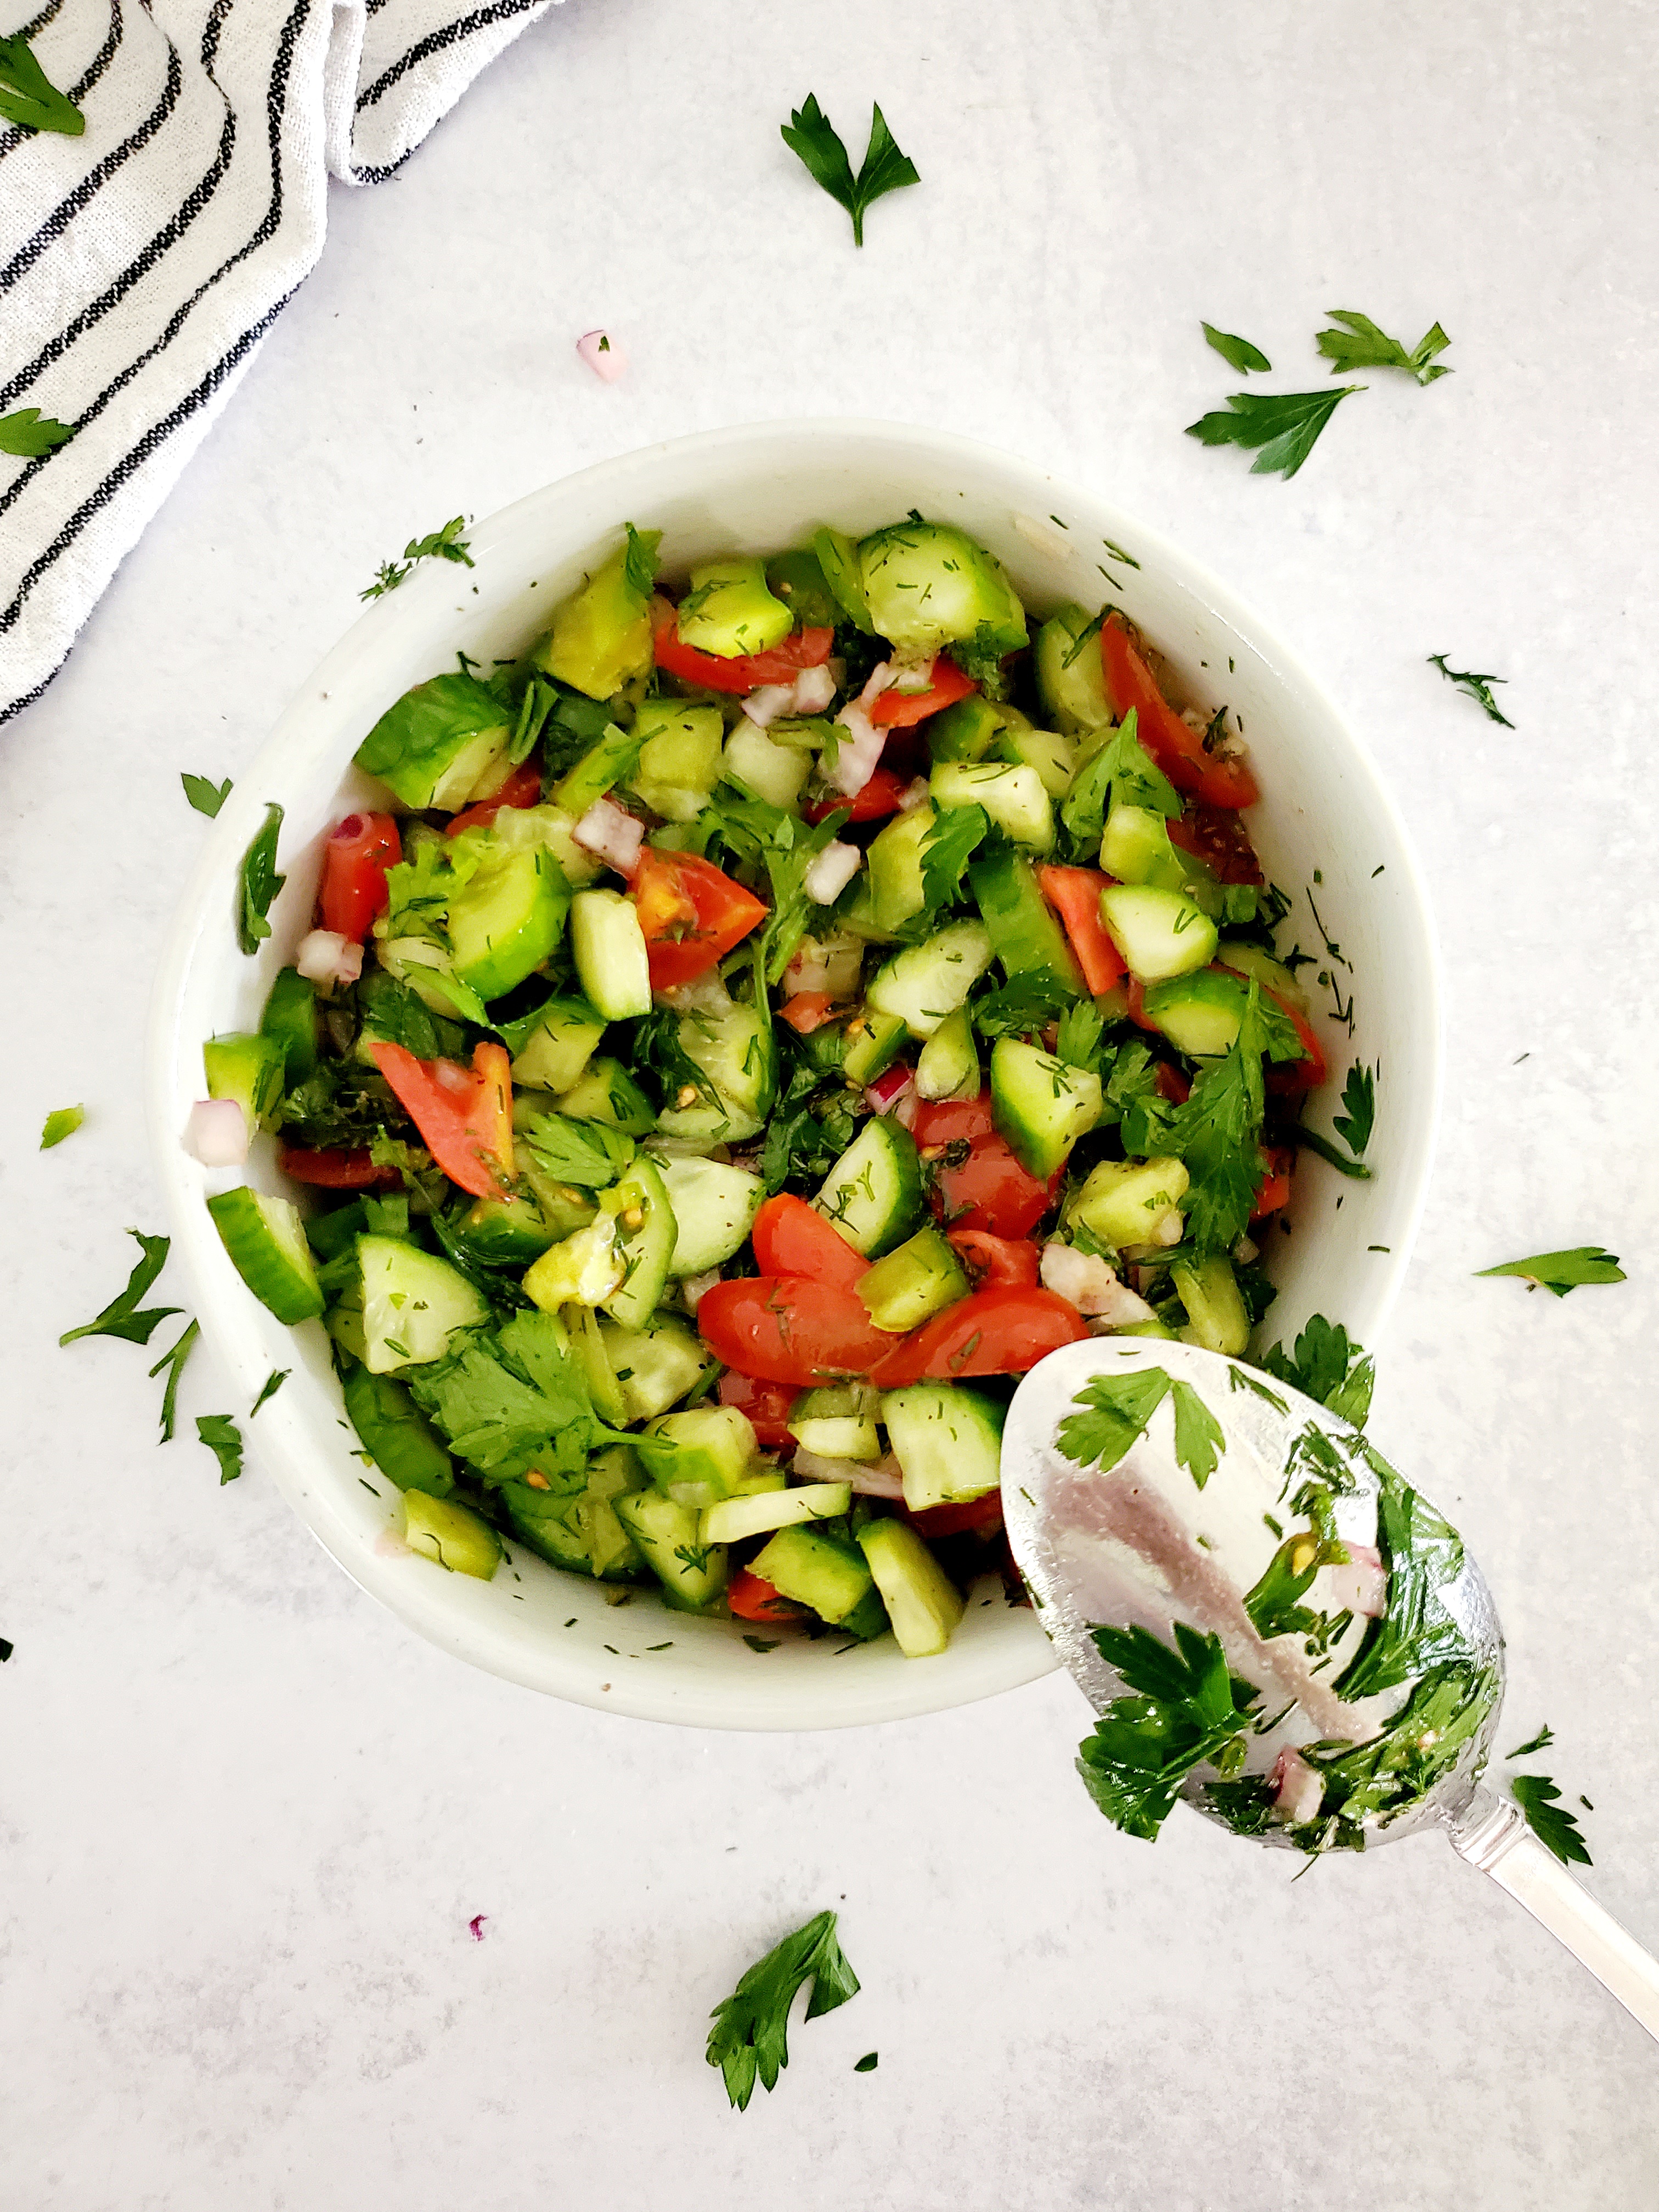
{"left": 40, "top": 1104, "right": 84, "bottom": 1149}
{"left": 0, "top": 33, "right": 84, "bottom": 134}
{"left": 1186, "top": 386, "right": 1364, "bottom": 481}
{"left": 1201, "top": 323, "right": 1271, "bottom": 374}
{"left": 1331, "top": 1061, "right": 1375, "bottom": 1159}
{"left": 1259, "top": 1313, "right": 1374, "bottom": 1427}
{"left": 1476, "top": 1246, "right": 1625, "bottom": 1298}
{"left": 780, "top": 93, "right": 919, "bottom": 247}
{"left": 854, "top": 2051, "right": 878, "bottom": 2072}
{"left": 181, "top": 772, "right": 233, "bottom": 819}
{"left": 360, "top": 516, "right": 475, "bottom": 600}
{"left": 1510, "top": 1773, "right": 1592, "bottom": 1867}
{"left": 251, "top": 1368, "right": 290, "bottom": 1416}
{"left": 1078, "top": 1622, "right": 1261, "bottom": 1839}
{"left": 707, "top": 1909, "right": 861, "bottom": 2109}
{"left": 1428, "top": 653, "right": 1514, "bottom": 729}
{"left": 1316, "top": 309, "right": 1451, "bottom": 385}
{"left": 235, "top": 802, "right": 285, "bottom": 954}
{"left": 197, "top": 1413, "right": 245, "bottom": 1485}
{"left": 60, "top": 1229, "right": 180, "bottom": 1347}
{"left": 148, "top": 1319, "right": 200, "bottom": 1443}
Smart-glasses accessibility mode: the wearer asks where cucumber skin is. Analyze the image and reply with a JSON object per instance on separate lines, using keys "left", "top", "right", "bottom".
{"left": 989, "top": 1037, "right": 1103, "bottom": 1179}
{"left": 342, "top": 1362, "right": 456, "bottom": 1498}
{"left": 207, "top": 1186, "right": 325, "bottom": 1324}
{"left": 814, "top": 1116, "right": 925, "bottom": 1258}
{"left": 569, "top": 889, "right": 652, "bottom": 1021}
{"left": 402, "top": 1491, "right": 502, "bottom": 1581}
{"left": 751, "top": 1524, "right": 876, "bottom": 1626}
{"left": 857, "top": 1517, "right": 966, "bottom": 1657}
{"left": 970, "top": 848, "right": 1084, "bottom": 1000}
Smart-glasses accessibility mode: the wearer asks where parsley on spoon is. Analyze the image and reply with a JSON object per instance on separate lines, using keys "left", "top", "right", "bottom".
{"left": 1001, "top": 1338, "right": 1659, "bottom": 2043}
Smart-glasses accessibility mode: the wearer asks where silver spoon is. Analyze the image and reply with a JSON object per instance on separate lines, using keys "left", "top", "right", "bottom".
{"left": 1001, "top": 1336, "right": 1659, "bottom": 2042}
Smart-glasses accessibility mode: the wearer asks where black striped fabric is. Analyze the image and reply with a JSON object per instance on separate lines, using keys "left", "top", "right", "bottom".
{"left": 0, "top": 0, "right": 556, "bottom": 724}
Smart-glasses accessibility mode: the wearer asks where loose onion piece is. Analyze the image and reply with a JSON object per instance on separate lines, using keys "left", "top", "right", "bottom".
{"left": 865, "top": 1064, "right": 913, "bottom": 1116}
{"left": 1271, "top": 1747, "right": 1324, "bottom": 1826}
{"left": 572, "top": 795, "right": 644, "bottom": 874}
{"left": 793, "top": 1447, "right": 906, "bottom": 1498}
{"left": 1322, "top": 1543, "right": 1388, "bottom": 1620}
{"left": 680, "top": 1268, "right": 721, "bottom": 1313}
{"left": 576, "top": 329, "right": 627, "bottom": 381}
{"left": 824, "top": 701, "right": 885, "bottom": 796}
{"left": 296, "top": 928, "right": 363, "bottom": 990}
{"left": 898, "top": 776, "right": 932, "bottom": 812}
{"left": 1041, "top": 1243, "right": 1156, "bottom": 1325}
{"left": 741, "top": 682, "right": 797, "bottom": 729}
{"left": 803, "top": 838, "right": 861, "bottom": 906}
{"left": 184, "top": 1097, "right": 249, "bottom": 1167}
{"left": 791, "top": 663, "right": 836, "bottom": 714}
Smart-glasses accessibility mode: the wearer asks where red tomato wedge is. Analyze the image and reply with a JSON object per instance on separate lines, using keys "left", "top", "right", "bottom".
{"left": 652, "top": 608, "right": 834, "bottom": 695}
{"left": 946, "top": 1229, "right": 1041, "bottom": 1289}
{"left": 778, "top": 990, "right": 836, "bottom": 1034}
{"left": 912, "top": 1091, "right": 1060, "bottom": 1239}
{"left": 805, "top": 767, "right": 910, "bottom": 824}
{"left": 1252, "top": 1144, "right": 1295, "bottom": 1220}
{"left": 444, "top": 760, "right": 543, "bottom": 837}
{"left": 717, "top": 1369, "right": 799, "bottom": 1451}
{"left": 630, "top": 848, "right": 769, "bottom": 990}
{"left": 727, "top": 1567, "right": 809, "bottom": 1623}
{"left": 696, "top": 1277, "right": 893, "bottom": 1385}
{"left": 277, "top": 1144, "right": 402, "bottom": 1191}
{"left": 1035, "top": 864, "right": 1126, "bottom": 994}
{"left": 904, "top": 1489, "right": 1006, "bottom": 1539}
{"left": 318, "top": 811, "right": 401, "bottom": 944}
{"left": 875, "top": 1286, "right": 1088, "bottom": 1386}
{"left": 1169, "top": 803, "right": 1263, "bottom": 885}
{"left": 748, "top": 1195, "right": 868, "bottom": 1291}
{"left": 1101, "top": 616, "right": 1259, "bottom": 810}
{"left": 369, "top": 1040, "right": 513, "bottom": 1198}
{"left": 869, "top": 656, "right": 978, "bottom": 727}
{"left": 1262, "top": 988, "right": 1328, "bottom": 1091}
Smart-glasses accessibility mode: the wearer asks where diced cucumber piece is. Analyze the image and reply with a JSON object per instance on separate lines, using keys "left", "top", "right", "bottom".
{"left": 653, "top": 989, "right": 776, "bottom": 1146}
{"left": 554, "top": 1057, "right": 656, "bottom": 1133}
{"left": 927, "top": 694, "right": 1005, "bottom": 763}
{"left": 515, "top": 1144, "right": 600, "bottom": 1241}
{"left": 865, "top": 805, "right": 935, "bottom": 935}
{"left": 523, "top": 1217, "right": 626, "bottom": 1312}
{"left": 502, "top": 1447, "right": 650, "bottom": 1582}
{"left": 447, "top": 841, "right": 571, "bottom": 1003}
{"left": 570, "top": 888, "right": 652, "bottom": 1020}
{"left": 812, "top": 526, "right": 875, "bottom": 632}
{"left": 1217, "top": 940, "right": 1311, "bottom": 1018}
{"left": 342, "top": 1363, "right": 456, "bottom": 1497}
{"left": 308, "top": 1200, "right": 367, "bottom": 1262}
{"left": 601, "top": 1153, "right": 676, "bottom": 1329}
{"left": 563, "top": 1302, "right": 629, "bottom": 1425}
{"left": 866, "top": 920, "right": 995, "bottom": 1039}
{"left": 856, "top": 1226, "right": 970, "bottom": 1332}
{"left": 1173, "top": 1254, "right": 1250, "bottom": 1356}
{"left": 789, "top": 1384, "right": 882, "bottom": 1461}
{"left": 628, "top": 699, "right": 724, "bottom": 819}
{"left": 881, "top": 1383, "right": 1005, "bottom": 1513}
{"left": 969, "top": 848, "right": 1084, "bottom": 1000}
{"left": 1070, "top": 1156, "right": 1189, "bottom": 1250}
{"left": 355, "top": 673, "right": 510, "bottom": 811}
{"left": 377, "top": 936, "right": 476, "bottom": 1023}
{"left": 814, "top": 1116, "right": 924, "bottom": 1258}
{"left": 1098, "top": 883, "right": 1218, "bottom": 983}
{"left": 504, "top": 996, "right": 608, "bottom": 1094}
{"left": 915, "top": 1007, "right": 979, "bottom": 1102}
{"left": 492, "top": 801, "right": 602, "bottom": 887}
{"left": 677, "top": 557, "right": 792, "bottom": 658}
{"left": 207, "top": 1186, "right": 325, "bottom": 1324}
{"left": 702, "top": 1482, "right": 853, "bottom": 1547}
{"left": 989, "top": 1037, "right": 1103, "bottom": 1178}
{"left": 1099, "top": 803, "right": 1187, "bottom": 890}
{"left": 358, "top": 1233, "right": 489, "bottom": 1372}
{"left": 751, "top": 1524, "right": 876, "bottom": 1625}
{"left": 657, "top": 1155, "right": 763, "bottom": 1275}
{"left": 836, "top": 877, "right": 901, "bottom": 946}
{"left": 634, "top": 1404, "right": 757, "bottom": 1506}
{"left": 765, "top": 547, "right": 843, "bottom": 629}
{"left": 723, "top": 719, "right": 811, "bottom": 810}
{"left": 536, "top": 530, "right": 659, "bottom": 700}
{"left": 1115, "top": 1317, "right": 1180, "bottom": 1340}
{"left": 402, "top": 1491, "right": 502, "bottom": 1580}
{"left": 1141, "top": 969, "right": 1249, "bottom": 1058}
{"left": 1034, "top": 603, "right": 1112, "bottom": 733}
{"left": 930, "top": 761, "right": 1054, "bottom": 851}
{"left": 997, "top": 721, "right": 1076, "bottom": 797}
{"left": 204, "top": 1031, "right": 285, "bottom": 1135}
{"left": 448, "top": 1192, "right": 556, "bottom": 1267}
{"left": 857, "top": 522, "right": 1026, "bottom": 657}
{"left": 550, "top": 720, "right": 644, "bottom": 818}
{"left": 842, "top": 1009, "right": 909, "bottom": 1087}
{"left": 599, "top": 1315, "right": 713, "bottom": 1420}
{"left": 614, "top": 1489, "right": 729, "bottom": 1609}
{"left": 857, "top": 1518, "right": 966, "bottom": 1658}
{"left": 259, "top": 966, "right": 319, "bottom": 1086}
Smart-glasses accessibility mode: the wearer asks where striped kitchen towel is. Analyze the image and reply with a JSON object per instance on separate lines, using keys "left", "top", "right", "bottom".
{"left": 0, "top": 0, "right": 560, "bottom": 726}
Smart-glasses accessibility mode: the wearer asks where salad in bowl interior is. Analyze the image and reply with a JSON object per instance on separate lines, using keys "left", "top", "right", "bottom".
{"left": 166, "top": 437, "right": 1434, "bottom": 1728}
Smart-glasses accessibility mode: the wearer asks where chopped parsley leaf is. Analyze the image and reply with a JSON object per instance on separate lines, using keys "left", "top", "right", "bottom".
{"left": 1185, "top": 386, "right": 1364, "bottom": 481}
{"left": 1476, "top": 1246, "right": 1625, "bottom": 1297}
{"left": 707, "top": 1909, "right": 861, "bottom": 2109}
{"left": 181, "top": 772, "right": 233, "bottom": 819}
{"left": 1201, "top": 323, "right": 1271, "bottom": 374}
{"left": 780, "top": 94, "right": 919, "bottom": 248}
{"left": 59, "top": 1229, "right": 180, "bottom": 1347}
{"left": 197, "top": 1413, "right": 245, "bottom": 1485}
{"left": 40, "top": 1104, "right": 84, "bottom": 1149}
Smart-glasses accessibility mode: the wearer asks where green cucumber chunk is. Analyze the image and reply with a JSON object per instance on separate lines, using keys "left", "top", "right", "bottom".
{"left": 550, "top": 720, "right": 644, "bottom": 817}
{"left": 628, "top": 699, "right": 725, "bottom": 821}
{"left": 634, "top": 1404, "right": 757, "bottom": 1506}
{"left": 865, "top": 805, "right": 935, "bottom": 935}
{"left": 448, "top": 1193, "right": 556, "bottom": 1268}
{"left": 599, "top": 1314, "right": 713, "bottom": 1420}
{"left": 812, "top": 526, "right": 875, "bottom": 631}
{"left": 207, "top": 1186, "right": 325, "bottom": 1324}
{"left": 881, "top": 1382, "right": 1005, "bottom": 1512}
{"left": 652, "top": 990, "right": 776, "bottom": 1146}
{"left": 1173, "top": 1254, "right": 1250, "bottom": 1355}
{"left": 1099, "top": 803, "right": 1188, "bottom": 890}
{"left": 857, "top": 1517, "right": 966, "bottom": 1657}
{"left": 789, "top": 1384, "right": 882, "bottom": 1462}
{"left": 614, "top": 1489, "right": 729, "bottom": 1609}
{"left": 723, "top": 720, "right": 812, "bottom": 810}
{"left": 1034, "top": 604, "right": 1112, "bottom": 734}
{"left": 570, "top": 888, "right": 652, "bottom": 1020}
{"left": 503, "top": 996, "right": 608, "bottom": 1093}
{"left": 204, "top": 1031, "right": 285, "bottom": 1131}
{"left": 1140, "top": 968, "right": 1250, "bottom": 1058}
{"left": 602, "top": 1153, "right": 677, "bottom": 1330}
{"left": 536, "top": 529, "right": 659, "bottom": 701}
{"left": 914, "top": 1007, "right": 979, "bottom": 1102}
{"left": 522, "top": 1217, "right": 627, "bottom": 1312}
{"left": 969, "top": 848, "right": 1084, "bottom": 1000}
{"left": 402, "top": 1491, "right": 502, "bottom": 1580}
{"left": 657, "top": 1155, "right": 763, "bottom": 1275}
{"left": 927, "top": 695, "right": 1005, "bottom": 763}
{"left": 930, "top": 761, "right": 1054, "bottom": 850}
{"left": 750, "top": 1523, "right": 876, "bottom": 1626}
{"left": 856, "top": 1226, "right": 970, "bottom": 1332}
{"left": 563, "top": 1302, "right": 629, "bottom": 1426}
{"left": 989, "top": 1037, "right": 1103, "bottom": 1178}
{"left": 814, "top": 1116, "right": 924, "bottom": 1257}
{"left": 500, "top": 1448, "right": 648, "bottom": 1582}
{"left": 866, "top": 919, "right": 995, "bottom": 1040}
{"left": 1069, "top": 1156, "right": 1189, "bottom": 1250}
{"left": 996, "top": 721, "right": 1077, "bottom": 798}
{"left": 553, "top": 1057, "right": 656, "bottom": 1133}
{"left": 1216, "top": 940, "right": 1312, "bottom": 1017}
{"left": 341, "top": 1362, "right": 456, "bottom": 1497}
{"left": 676, "top": 557, "right": 792, "bottom": 658}
{"left": 259, "top": 966, "right": 319, "bottom": 1087}
{"left": 841, "top": 1009, "right": 909, "bottom": 1088}
{"left": 354, "top": 672, "right": 510, "bottom": 811}
{"left": 447, "top": 841, "right": 571, "bottom": 1003}
{"left": 702, "top": 1481, "right": 853, "bottom": 1547}
{"left": 358, "top": 1233, "right": 489, "bottom": 1373}
{"left": 1097, "top": 883, "right": 1218, "bottom": 983}
{"left": 857, "top": 522, "right": 1026, "bottom": 657}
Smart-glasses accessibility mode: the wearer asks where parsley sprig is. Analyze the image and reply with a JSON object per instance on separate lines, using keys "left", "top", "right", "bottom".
{"left": 236, "top": 803, "right": 285, "bottom": 955}
{"left": 360, "top": 516, "right": 475, "bottom": 601}
{"left": 780, "top": 93, "right": 919, "bottom": 247}
{"left": 0, "top": 404, "right": 76, "bottom": 456}
{"left": 1476, "top": 1246, "right": 1625, "bottom": 1297}
{"left": 1259, "top": 1314, "right": 1374, "bottom": 1428}
{"left": 60, "top": 1230, "right": 180, "bottom": 1347}
{"left": 1429, "top": 653, "right": 1513, "bottom": 728}
{"left": 1185, "top": 386, "right": 1365, "bottom": 481}
{"left": 1510, "top": 1773, "right": 1592, "bottom": 1867}
{"left": 1077, "top": 1623, "right": 1261, "bottom": 1840}
{"left": 1200, "top": 323, "right": 1271, "bottom": 374}
{"left": 0, "top": 33, "right": 84, "bottom": 133}
{"left": 1317, "top": 309, "right": 1452, "bottom": 384}
{"left": 1057, "top": 1368, "right": 1223, "bottom": 1490}
{"left": 198, "top": 1414, "right": 245, "bottom": 1485}
{"left": 706, "top": 1910, "right": 861, "bottom": 2109}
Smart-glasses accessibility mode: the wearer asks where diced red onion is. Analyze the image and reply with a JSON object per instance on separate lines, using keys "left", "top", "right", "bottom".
{"left": 1271, "top": 1747, "right": 1324, "bottom": 1825}
{"left": 803, "top": 839, "right": 861, "bottom": 906}
{"left": 793, "top": 1447, "right": 906, "bottom": 1498}
{"left": 184, "top": 1097, "right": 249, "bottom": 1167}
{"left": 572, "top": 795, "right": 644, "bottom": 874}
{"left": 792, "top": 663, "right": 836, "bottom": 714}
{"left": 741, "top": 682, "right": 797, "bottom": 729}
{"left": 680, "top": 1268, "right": 721, "bottom": 1313}
{"left": 898, "top": 776, "right": 932, "bottom": 812}
{"left": 1322, "top": 1543, "right": 1388, "bottom": 1620}
{"left": 576, "top": 329, "right": 627, "bottom": 381}
{"left": 857, "top": 660, "right": 896, "bottom": 709}
{"left": 296, "top": 928, "right": 363, "bottom": 989}
{"left": 825, "top": 702, "right": 885, "bottom": 796}
{"left": 468, "top": 1914, "right": 489, "bottom": 1942}
{"left": 865, "top": 1064, "right": 913, "bottom": 1116}
{"left": 1041, "top": 1243, "right": 1155, "bottom": 1324}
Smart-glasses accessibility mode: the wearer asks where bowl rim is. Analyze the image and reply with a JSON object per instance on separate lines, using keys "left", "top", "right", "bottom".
{"left": 145, "top": 414, "right": 1443, "bottom": 1730}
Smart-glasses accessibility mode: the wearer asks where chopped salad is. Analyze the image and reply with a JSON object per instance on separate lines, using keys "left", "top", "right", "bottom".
{"left": 196, "top": 514, "right": 1331, "bottom": 1655}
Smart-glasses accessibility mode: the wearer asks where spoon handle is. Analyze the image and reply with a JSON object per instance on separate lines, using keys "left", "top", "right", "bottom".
{"left": 1447, "top": 1786, "right": 1659, "bottom": 2042}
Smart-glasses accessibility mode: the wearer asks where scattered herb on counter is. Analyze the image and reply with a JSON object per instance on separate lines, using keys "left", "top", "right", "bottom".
{"left": 780, "top": 92, "right": 919, "bottom": 247}
{"left": 1184, "top": 386, "right": 1364, "bottom": 481}
{"left": 707, "top": 1909, "right": 861, "bottom": 2109}
{"left": 0, "top": 1635, "right": 12, "bottom": 1662}
{"left": 59, "top": 1230, "right": 180, "bottom": 1347}
{"left": 1508, "top": 1724, "right": 1555, "bottom": 1759}
{"left": 854, "top": 2052, "right": 878, "bottom": 2073}
{"left": 1317, "top": 309, "right": 1451, "bottom": 384}
{"left": 360, "top": 515, "right": 475, "bottom": 601}
{"left": 182, "top": 772, "right": 233, "bottom": 819}
{"left": 0, "top": 403, "right": 76, "bottom": 455}
{"left": 1476, "top": 1246, "right": 1625, "bottom": 1297}
{"left": 197, "top": 1413, "right": 245, "bottom": 1485}
{"left": 1201, "top": 323, "right": 1271, "bottom": 374}
{"left": 40, "top": 1105, "right": 84, "bottom": 1149}
{"left": 236, "top": 802, "right": 286, "bottom": 954}
{"left": 0, "top": 32, "right": 84, "bottom": 134}
{"left": 250, "top": 1368, "right": 290, "bottom": 1415}
{"left": 1428, "top": 653, "right": 1513, "bottom": 729}
{"left": 1510, "top": 1773, "right": 1592, "bottom": 1867}
{"left": 148, "top": 1319, "right": 201, "bottom": 1443}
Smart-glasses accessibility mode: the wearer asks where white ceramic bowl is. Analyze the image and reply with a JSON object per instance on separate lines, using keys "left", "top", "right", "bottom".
{"left": 147, "top": 419, "right": 1441, "bottom": 1731}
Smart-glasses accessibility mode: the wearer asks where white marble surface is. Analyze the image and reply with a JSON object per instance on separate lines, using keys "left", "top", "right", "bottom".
{"left": 4, "top": 1, "right": 1658, "bottom": 2203}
